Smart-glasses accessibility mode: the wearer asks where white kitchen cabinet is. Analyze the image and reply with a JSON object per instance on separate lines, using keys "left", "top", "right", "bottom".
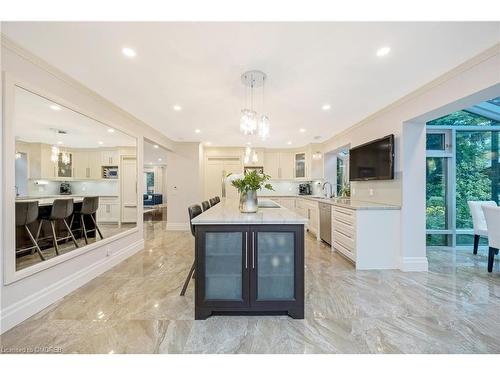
{"left": 279, "top": 152, "right": 294, "bottom": 179}
{"left": 74, "top": 151, "right": 102, "bottom": 180}
{"left": 97, "top": 197, "right": 120, "bottom": 223}
{"left": 279, "top": 197, "right": 296, "bottom": 211}
{"left": 263, "top": 151, "right": 280, "bottom": 179}
{"left": 294, "top": 152, "right": 307, "bottom": 178}
{"left": 40, "top": 144, "right": 56, "bottom": 179}
{"left": 101, "top": 150, "right": 120, "bottom": 166}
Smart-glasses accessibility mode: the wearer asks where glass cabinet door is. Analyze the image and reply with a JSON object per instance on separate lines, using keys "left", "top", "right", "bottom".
{"left": 295, "top": 153, "right": 306, "bottom": 178}
{"left": 255, "top": 231, "right": 295, "bottom": 301}
{"left": 204, "top": 231, "right": 245, "bottom": 301}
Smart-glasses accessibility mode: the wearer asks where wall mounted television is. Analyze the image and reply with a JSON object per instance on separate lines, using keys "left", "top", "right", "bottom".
{"left": 349, "top": 134, "right": 395, "bottom": 181}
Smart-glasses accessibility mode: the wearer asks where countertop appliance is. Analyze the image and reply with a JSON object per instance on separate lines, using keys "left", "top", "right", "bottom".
{"left": 59, "top": 182, "right": 72, "bottom": 195}
{"left": 319, "top": 202, "right": 332, "bottom": 245}
{"left": 298, "top": 182, "right": 312, "bottom": 195}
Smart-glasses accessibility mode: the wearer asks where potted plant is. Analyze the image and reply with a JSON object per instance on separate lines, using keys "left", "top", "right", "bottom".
{"left": 229, "top": 170, "right": 274, "bottom": 213}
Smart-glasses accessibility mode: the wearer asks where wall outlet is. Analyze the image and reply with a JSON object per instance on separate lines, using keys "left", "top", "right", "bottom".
{"left": 369, "top": 188, "right": 374, "bottom": 196}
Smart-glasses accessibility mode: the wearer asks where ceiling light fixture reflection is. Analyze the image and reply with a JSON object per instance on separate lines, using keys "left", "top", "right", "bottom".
{"left": 287, "top": 141, "right": 292, "bottom": 145}
{"left": 153, "top": 145, "right": 159, "bottom": 149}
{"left": 98, "top": 141, "right": 104, "bottom": 145}
{"left": 376, "top": 46, "right": 391, "bottom": 57}
{"left": 107, "top": 128, "right": 115, "bottom": 133}
{"left": 299, "top": 128, "right": 306, "bottom": 133}
{"left": 173, "top": 105, "right": 182, "bottom": 111}
{"left": 321, "top": 104, "right": 331, "bottom": 111}
{"left": 49, "top": 104, "right": 61, "bottom": 111}
{"left": 195, "top": 129, "right": 201, "bottom": 134}
{"left": 122, "top": 47, "right": 136, "bottom": 58}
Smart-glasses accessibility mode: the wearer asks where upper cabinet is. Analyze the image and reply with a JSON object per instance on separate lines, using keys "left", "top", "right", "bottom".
{"left": 74, "top": 151, "right": 102, "bottom": 180}
{"left": 294, "top": 152, "right": 306, "bottom": 178}
{"left": 101, "top": 150, "right": 120, "bottom": 166}
{"left": 263, "top": 151, "right": 302, "bottom": 180}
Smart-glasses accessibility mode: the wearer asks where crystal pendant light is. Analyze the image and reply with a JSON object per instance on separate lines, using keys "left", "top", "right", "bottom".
{"left": 240, "top": 109, "right": 257, "bottom": 135}
{"left": 240, "top": 71, "right": 270, "bottom": 140}
{"left": 51, "top": 146, "right": 59, "bottom": 163}
{"left": 258, "top": 115, "right": 270, "bottom": 140}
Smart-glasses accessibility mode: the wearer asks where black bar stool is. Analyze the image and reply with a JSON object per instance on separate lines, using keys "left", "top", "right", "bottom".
{"left": 70, "top": 196, "right": 103, "bottom": 245}
{"left": 180, "top": 204, "right": 202, "bottom": 296}
{"left": 201, "top": 200, "right": 210, "bottom": 212}
{"left": 37, "top": 198, "right": 79, "bottom": 255}
{"left": 209, "top": 197, "right": 217, "bottom": 207}
{"left": 16, "top": 201, "right": 45, "bottom": 261}
{"left": 214, "top": 196, "right": 220, "bottom": 203}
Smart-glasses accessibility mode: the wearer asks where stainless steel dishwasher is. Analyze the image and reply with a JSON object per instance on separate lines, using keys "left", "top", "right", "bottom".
{"left": 319, "top": 202, "right": 332, "bottom": 245}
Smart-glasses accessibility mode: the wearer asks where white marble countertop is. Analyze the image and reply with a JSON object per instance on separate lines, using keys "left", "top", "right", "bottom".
{"left": 17, "top": 194, "right": 118, "bottom": 199}
{"left": 16, "top": 197, "right": 84, "bottom": 207}
{"left": 191, "top": 199, "right": 308, "bottom": 225}
{"left": 260, "top": 194, "right": 401, "bottom": 210}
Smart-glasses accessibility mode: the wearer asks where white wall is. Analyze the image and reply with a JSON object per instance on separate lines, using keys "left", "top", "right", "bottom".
{"left": 166, "top": 142, "right": 203, "bottom": 230}
{"left": 0, "top": 39, "right": 175, "bottom": 333}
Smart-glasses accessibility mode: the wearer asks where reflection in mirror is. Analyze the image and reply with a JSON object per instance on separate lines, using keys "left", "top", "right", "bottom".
{"left": 14, "top": 87, "right": 137, "bottom": 271}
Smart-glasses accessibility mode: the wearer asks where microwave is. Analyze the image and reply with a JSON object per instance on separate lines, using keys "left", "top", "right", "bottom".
{"left": 102, "top": 166, "right": 118, "bottom": 179}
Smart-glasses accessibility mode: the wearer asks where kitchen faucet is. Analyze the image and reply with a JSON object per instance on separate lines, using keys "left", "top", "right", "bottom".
{"left": 322, "top": 181, "right": 334, "bottom": 198}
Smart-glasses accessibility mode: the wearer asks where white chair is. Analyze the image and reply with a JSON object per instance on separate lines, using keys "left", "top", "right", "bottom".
{"left": 467, "top": 201, "right": 497, "bottom": 254}
{"left": 482, "top": 205, "right": 500, "bottom": 273}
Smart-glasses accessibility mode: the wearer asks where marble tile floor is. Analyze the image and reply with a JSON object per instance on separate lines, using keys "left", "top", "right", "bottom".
{"left": 1, "top": 221, "right": 500, "bottom": 354}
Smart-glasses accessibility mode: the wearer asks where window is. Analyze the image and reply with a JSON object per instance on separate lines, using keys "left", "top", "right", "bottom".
{"left": 144, "top": 171, "right": 154, "bottom": 194}
{"left": 426, "top": 97, "right": 500, "bottom": 247}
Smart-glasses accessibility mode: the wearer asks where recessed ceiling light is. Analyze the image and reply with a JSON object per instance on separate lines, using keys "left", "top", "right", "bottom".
{"left": 98, "top": 141, "right": 104, "bottom": 145}
{"left": 195, "top": 129, "right": 201, "bottom": 133}
{"left": 158, "top": 158, "right": 162, "bottom": 162}
{"left": 299, "top": 128, "right": 306, "bottom": 133}
{"left": 153, "top": 144, "right": 159, "bottom": 149}
{"left": 321, "top": 104, "right": 331, "bottom": 111}
{"left": 173, "top": 105, "right": 182, "bottom": 111}
{"left": 107, "top": 128, "right": 115, "bottom": 133}
{"left": 376, "top": 46, "right": 391, "bottom": 57}
{"left": 149, "top": 162, "right": 153, "bottom": 165}
{"left": 205, "top": 141, "right": 212, "bottom": 146}
{"left": 49, "top": 104, "right": 61, "bottom": 111}
{"left": 287, "top": 141, "right": 292, "bottom": 145}
{"left": 122, "top": 47, "right": 136, "bottom": 58}
{"left": 57, "top": 141, "right": 63, "bottom": 145}
{"left": 246, "top": 142, "right": 251, "bottom": 145}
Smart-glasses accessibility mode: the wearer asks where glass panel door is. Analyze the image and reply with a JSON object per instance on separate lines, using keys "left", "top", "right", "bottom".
{"left": 204, "top": 232, "right": 244, "bottom": 300}
{"left": 256, "top": 231, "right": 295, "bottom": 300}
{"left": 295, "top": 153, "right": 306, "bottom": 178}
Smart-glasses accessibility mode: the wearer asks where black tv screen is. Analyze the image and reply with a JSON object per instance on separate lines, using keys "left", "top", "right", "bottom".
{"left": 349, "top": 134, "right": 394, "bottom": 181}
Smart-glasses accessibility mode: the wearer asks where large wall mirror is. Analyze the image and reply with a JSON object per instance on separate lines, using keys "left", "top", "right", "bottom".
{"left": 12, "top": 86, "right": 138, "bottom": 272}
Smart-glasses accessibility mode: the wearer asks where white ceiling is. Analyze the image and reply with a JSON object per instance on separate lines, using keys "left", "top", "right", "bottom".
{"left": 144, "top": 139, "right": 168, "bottom": 166}
{"left": 14, "top": 86, "right": 136, "bottom": 148}
{"left": 4, "top": 22, "right": 500, "bottom": 148}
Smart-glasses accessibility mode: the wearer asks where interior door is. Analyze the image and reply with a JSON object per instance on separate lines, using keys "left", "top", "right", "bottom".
{"left": 197, "top": 225, "right": 250, "bottom": 308}
{"left": 204, "top": 157, "right": 242, "bottom": 199}
{"left": 250, "top": 225, "right": 303, "bottom": 309}
{"left": 223, "top": 159, "right": 242, "bottom": 199}
{"left": 121, "top": 156, "right": 137, "bottom": 223}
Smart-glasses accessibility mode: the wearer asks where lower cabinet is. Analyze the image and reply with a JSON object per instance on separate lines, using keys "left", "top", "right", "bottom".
{"left": 97, "top": 197, "right": 120, "bottom": 223}
{"left": 195, "top": 224, "right": 304, "bottom": 320}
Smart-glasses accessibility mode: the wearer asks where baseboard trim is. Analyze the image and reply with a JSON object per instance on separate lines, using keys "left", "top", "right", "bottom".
{"left": 166, "top": 222, "right": 190, "bottom": 231}
{"left": 0, "top": 239, "right": 144, "bottom": 334}
{"left": 400, "top": 256, "right": 429, "bottom": 272}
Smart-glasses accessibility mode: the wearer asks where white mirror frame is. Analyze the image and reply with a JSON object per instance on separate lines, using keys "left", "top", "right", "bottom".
{"left": 2, "top": 73, "right": 142, "bottom": 285}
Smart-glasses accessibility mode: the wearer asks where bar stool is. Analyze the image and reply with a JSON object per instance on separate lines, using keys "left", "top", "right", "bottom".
{"left": 201, "top": 200, "right": 210, "bottom": 212}
{"left": 37, "top": 198, "right": 79, "bottom": 255}
{"left": 180, "top": 204, "right": 202, "bottom": 296}
{"left": 209, "top": 197, "right": 218, "bottom": 207}
{"left": 214, "top": 196, "right": 220, "bottom": 203}
{"left": 70, "top": 196, "right": 103, "bottom": 245}
{"left": 15, "top": 201, "right": 45, "bottom": 261}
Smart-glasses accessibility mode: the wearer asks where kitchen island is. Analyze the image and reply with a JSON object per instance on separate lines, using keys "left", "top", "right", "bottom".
{"left": 191, "top": 199, "right": 307, "bottom": 320}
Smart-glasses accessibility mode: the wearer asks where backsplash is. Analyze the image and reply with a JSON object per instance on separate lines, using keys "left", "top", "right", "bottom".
{"left": 259, "top": 180, "right": 324, "bottom": 196}
{"left": 26, "top": 180, "right": 119, "bottom": 197}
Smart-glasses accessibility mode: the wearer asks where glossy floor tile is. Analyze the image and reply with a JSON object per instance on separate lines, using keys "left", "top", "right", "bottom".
{"left": 1, "top": 221, "right": 499, "bottom": 353}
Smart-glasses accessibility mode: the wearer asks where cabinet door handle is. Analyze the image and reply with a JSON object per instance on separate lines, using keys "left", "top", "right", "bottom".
{"left": 245, "top": 232, "right": 248, "bottom": 269}
{"left": 252, "top": 232, "right": 255, "bottom": 269}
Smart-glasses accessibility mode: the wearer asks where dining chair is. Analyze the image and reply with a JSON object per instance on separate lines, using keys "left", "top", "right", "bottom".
{"left": 482, "top": 205, "right": 500, "bottom": 273}
{"left": 467, "top": 201, "right": 497, "bottom": 254}
{"left": 70, "top": 197, "right": 103, "bottom": 245}
{"left": 180, "top": 204, "right": 202, "bottom": 296}
{"left": 209, "top": 197, "right": 217, "bottom": 207}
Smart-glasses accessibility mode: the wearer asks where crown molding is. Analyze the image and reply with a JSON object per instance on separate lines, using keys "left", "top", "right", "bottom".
{"left": 1, "top": 34, "right": 176, "bottom": 151}
{"left": 323, "top": 42, "right": 500, "bottom": 143}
